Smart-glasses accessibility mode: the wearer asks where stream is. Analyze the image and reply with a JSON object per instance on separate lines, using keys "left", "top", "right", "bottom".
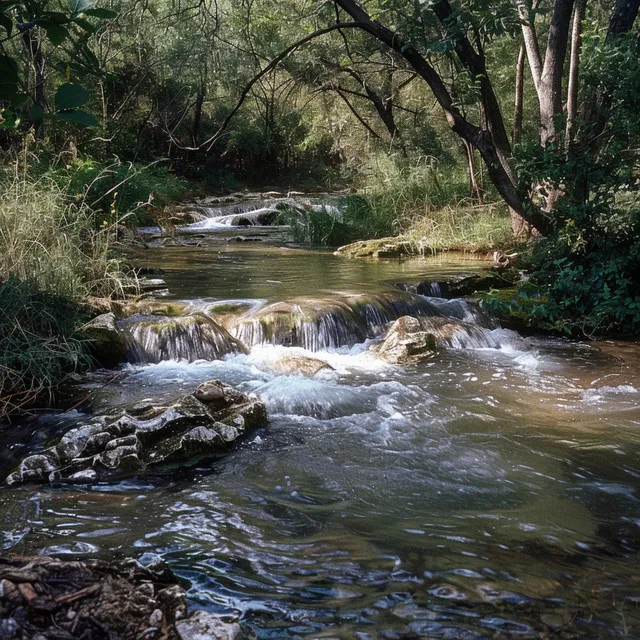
{"left": 1, "top": 194, "right": 640, "bottom": 638}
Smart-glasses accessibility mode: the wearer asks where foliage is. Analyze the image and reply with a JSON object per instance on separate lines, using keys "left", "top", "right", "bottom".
{"left": 0, "top": 277, "right": 90, "bottom": 418}
{"left": 0, "top": 170, "right": 135, "bottom": 417}
{"left": 0, "top": 0, "right": 114, "bottom": 129}
{"left": 484, "top": 202, "right": 640, "bottom": 336}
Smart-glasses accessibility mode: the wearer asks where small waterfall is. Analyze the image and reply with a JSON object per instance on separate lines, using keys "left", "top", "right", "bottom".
{"left": 413, "top": 316, "right": 527, "bottom": 351}
{"left": 120, "top": 313, "right": 247, "bottom": 363}
{"left": 229, "top": 292, "right": 440, "bottom": 352}
{"left": 429, "top": 282, "right": 442, "bottom": 297}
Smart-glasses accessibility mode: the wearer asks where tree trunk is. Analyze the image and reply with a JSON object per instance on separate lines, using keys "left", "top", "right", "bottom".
{"left": 607, "top": 0, "right": 640, "bottom": 39}
{"left": 463, "top": 140, "right": 482, "bottom": 203}
{"left": 332, "top": 0, "right": 552, "bottom": 234}
{"left": 516, "top": 0, "right": 543, "bottom": 94}
{"left": 192, "top": 86, "right": 205, "bottom": 147}
{"left": 22, "top": 27, "right": 46, "bottom": 140}
{"left": 565, "top": 0, "right": 586, "bottom": 149}
{"left": 513, "top": 42, "right": 525, "bottom": 145}
{"left": 539, "top": 0, "right": 574, "bottom": 146}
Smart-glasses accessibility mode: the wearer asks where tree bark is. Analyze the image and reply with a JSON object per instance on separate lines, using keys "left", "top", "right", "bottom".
{"left": 513, "top": 42, "right": 525, "bottom": 145}
{"left": 22, "top": 27, "right": 46, "bottom": 140}
{"left": 565, "top": 0, "right": 586, "bottom": 149}
{"left": 515, "top": 0, "right": 543, "bottom": 94}
{"left": 607, "top": 0, "right": 640, "bottom": 39}
{"left": 539, "top": 0, "right": 574, "bottom": 146}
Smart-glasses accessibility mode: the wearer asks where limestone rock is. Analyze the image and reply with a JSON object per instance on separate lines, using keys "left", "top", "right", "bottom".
{"left": 334, "top": 236, "right": 414, "bottom": 259}
{"left": 176, "top": 610, "right": 242, "bottom": 640}
{"left": 5, "top": 381, "right": 267, "bottom": 486}
{"left": 374, "top": 316, "right": 440, "bottom": 364}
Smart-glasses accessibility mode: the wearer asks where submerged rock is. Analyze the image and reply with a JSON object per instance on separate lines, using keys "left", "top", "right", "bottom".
{"left": 267, "top": 354, "right": 334, "bottom": 377}
{"left": 0, "top": 555, "right": 251, "bottom": 640}
{"left": 176, "top": 610, "right": 242, "bottom": 640}
{"left": 5, "top": 381, "right": 267, "bottom": 486}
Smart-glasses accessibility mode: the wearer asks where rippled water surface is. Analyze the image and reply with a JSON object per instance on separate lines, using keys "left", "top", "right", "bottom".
{"left": 2, "top": 212, "right": 640, "bottom": 639}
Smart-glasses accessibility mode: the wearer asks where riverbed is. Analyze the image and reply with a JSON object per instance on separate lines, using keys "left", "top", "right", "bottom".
{"left": 1, "top": 197, "right": 639, "bottom": 638}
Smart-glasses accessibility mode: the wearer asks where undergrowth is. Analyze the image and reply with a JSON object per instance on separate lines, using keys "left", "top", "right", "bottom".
{"left": 0, "top": 168, "right": 136, "bottom": 419}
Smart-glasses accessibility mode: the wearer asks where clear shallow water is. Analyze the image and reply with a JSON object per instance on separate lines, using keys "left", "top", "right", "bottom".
{"left": 2, "top": 215, "right": 640, "bottom": 638}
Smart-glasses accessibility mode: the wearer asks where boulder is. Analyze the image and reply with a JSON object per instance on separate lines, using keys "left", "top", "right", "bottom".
{"left": 374, "top": 316, "right": 440, "bottom": 364}
{"left": 5, "top": 381, "right": 267, "bottom": 486}
{"left": 81, "top": 312, "right": 127, "bottom": 368}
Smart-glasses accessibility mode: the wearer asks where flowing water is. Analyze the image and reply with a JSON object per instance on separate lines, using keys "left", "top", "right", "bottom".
{"left": 1, "top": 198, "right": 640, "bottom": 638}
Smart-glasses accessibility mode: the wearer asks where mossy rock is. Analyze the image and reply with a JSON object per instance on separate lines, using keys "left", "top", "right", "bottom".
{"left": 81, "top": 313, "right": 127, "bottom": 368}
{"left": 334, "top": 236, "right": 415, "bottom": 258}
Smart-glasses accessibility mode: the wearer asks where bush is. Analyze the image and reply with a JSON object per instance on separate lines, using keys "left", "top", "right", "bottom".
{"left": 38, "top": 157, "right": 191, "bottom": 227}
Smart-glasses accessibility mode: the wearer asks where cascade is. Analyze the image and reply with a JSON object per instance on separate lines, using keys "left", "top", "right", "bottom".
{"left": 227, "top": 291, "right": 476, "bottom": 352}
{"left": 120, "top": 313, "right": 247, "bottom": 363}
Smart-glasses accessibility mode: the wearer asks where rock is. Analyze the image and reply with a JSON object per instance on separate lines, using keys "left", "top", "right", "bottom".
{"left": 0, "top": 555, "right": 250, "bottom": 640}
{"left": 81, "top": 312, "right": 127, "bottom": 368}
{"left": 374, "top": 316, "right": 440, "bottom": 364}
{"left": 194, "top": 380, "right": 243, "bottom": 408}
{"left": 334, "top": 236, "right": 415, "bottom": 259}
{"left": 139, "top": 278, "right": 168, "bottom": 292}
{"left": 5, "top": 380, "right": 268, "bottom": 485}
{"left": 396, "top": 272, "right": 513, "bottom": 299}
{"left": 120, "top": 314, "right": 247, "bottom": 364}
{"left": 265, "top": 354, "right": 334, "bottom": 377}
{"left": 176, "top": 610, "right": 241, "bottom": 640}
{"left": 374, "top": 314, "right": 521, "bottom": 364}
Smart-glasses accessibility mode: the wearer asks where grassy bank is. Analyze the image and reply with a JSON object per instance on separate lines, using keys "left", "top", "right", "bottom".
{"left": 280, "top": 160, "right": 512, "bottom": 252}
{"left": 0, "top": 170, "right": 134, "bottom": 419}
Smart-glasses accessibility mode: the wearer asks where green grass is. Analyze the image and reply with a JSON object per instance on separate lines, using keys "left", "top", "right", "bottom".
{"left": 0, "top": 169, "right": 135, "bottom": 418}
{"left": 399, "top": 202, "right": 513, "bottom": 254}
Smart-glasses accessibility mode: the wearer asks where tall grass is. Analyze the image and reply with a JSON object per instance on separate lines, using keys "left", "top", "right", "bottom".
{"left": 0, "top": 170, "right": 134, "bottom": 418}
{"left": 285, "top": 156, "right": 512, "bottom": 250}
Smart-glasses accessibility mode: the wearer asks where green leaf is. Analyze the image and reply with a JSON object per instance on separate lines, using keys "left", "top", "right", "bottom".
{"left": 42, "top": 22, "right": 69, "bottom": 45}
{"left": 55, "top": 82, "right": 89, "bottom": 110}
{"left": 0, "top": 106, "right": 19, "bottom": 127}
{"left": 83, "top": 7, "right": 117, "bottom": 18}
{"left": 42, "top": 11, "right": 70, "bottom": 23}
{"left": 55, "top": 109, "right": 98, "bottom": 126}
{"left": 68, "top": 0, "right": 94, "bottom": 13}
{"left": 73, "top": 17, "right": 96, "bottom": 32}
{"left": 30, "top": 104, "right": 45, "bottom": 120}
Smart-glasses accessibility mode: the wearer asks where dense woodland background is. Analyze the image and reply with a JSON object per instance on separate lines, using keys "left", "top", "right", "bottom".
{"left": 1, "top": 0, "right": 639, "bottom": 415}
